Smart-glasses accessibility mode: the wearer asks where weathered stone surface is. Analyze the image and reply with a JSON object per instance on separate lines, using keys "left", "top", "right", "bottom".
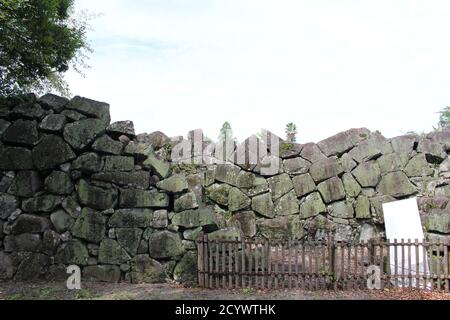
{"left": 283, "top": 157, "right": 311, "bottom": 175}
{"left": 174, "top": 192, "right": 199, "bottom": 212}
{"left": 215, "top": 163, "right": 241, "bottom": 186}
{"left": 299, "top": 192, "right": 326, "bottom": 219}
{"left": 38, "top": 94, "right": 68, "bottom": 112}
{"left": 22, "top": 194, "right": 62, "bottom": 213}
{"left": 152, "top": 210, "right": 168, "bottom": 229}
{"left": 157, "top": 174, "right": 188, "bottom": 193}
{"left": 208, "top": 227, "right": 241, "bottom": 242}
{"left": 50, "top": 209, "right": 74, "bottom": 233}
{"left": 352, "top": 162, "right": 381, "bottom": 187}
{"left": 72, "top": 152, "right": 102, "bottom": 173}
{"left": 417, "top": 138, "right": 446, "bottom": 163}
{"left": 42, "top": 230, "right": 61, "bottom": 255}
{"left": 334, "top": 224, "right": 353, "bottom": 242}
{"left": 55, "top": 240, "right": 89, "bottom": 266}
{"left": 149, "top": 231, "right": 184, "bottom": 259}
{"left": 142, "top": 153, "right": 170, "bottom": 178}
{"left": 348, "top": 137, "right": 383, "bottom": 163}
{"left": 267, "top": 173, "right": 293, "bottom": 200}
{"left": 78, "top": 179, "right": 117, "bottom": 210}
{"left": 98, "top": 238, "right": 130, "bottom": 264}
{"left": 328, "top": 200, "right": 354, "bottom": 219}
{"left": 63, "top": 119, "right": 107, "bottom": 150}
{"left": 66, "top": 96, "right": 110, "bottom": 123}
{"left": 390, "top": 135, "right": 416, "bottom": 166}
{"left": 39, "top": 114, "right": 67, "bottom": 132}
{"left": 45, "top": 171, "right": 73, "bottom": 195}
{"left": 252, "top": 192, "right": 274, "bottom": 218}
{"left": 107, "top": 121, "right": 135, "bottom": 137}
{"left": 422, "top": 210, "right": 449, "bottom": 234}
{"left": 257, "top": 217, "right": 291, "bottom": 241}
{"left": 171, "top": 208, "right": 217, "bottom": 228}
{"left": 0, "top": 252, "right": 14, "bottom": 280}
{"left": 318, "top": 129, "right": 366, "bottom": 156}
{"left": 369, "top": 195, "right": 396, "bottom": 223}
{"left": 109, "top": 209, "right": 153, "bottom": 228}
{"left": 130, "top": 255, "right": 166, "bottom": 284}
{"left": 300, "top": 143, "right": 327, "bottom": 163}
{"left": 355, "top": 195, "right": 371, "bottom": 219}
{"left": 340, "top": 153, "right": 357, "bottom": 172}
{"left": 404, "top": 154, "right": 434, "bottom": 177}
{"left": 377, "top": 172, "right": 417, "bottom": 197}
{"left": 137, "top": 131, "right": 170, "bottom": 148}
{"left": 173, "top": 251, "right": 197, "bottom": 284}
{"left": 228, "top": 187, "right": 251, "bottom": 212}
{"left": 103, "top": 156, "right": 134, "bottom": 172}
{"left": 71, "top": 208, "right": 106, "bottom": 243}
{"left": 61, "top": 109, "right": 86, "bottom": 121}
{"left": 84, "top": 265, "right": 121, "bottom": 283}
{"left": 15, "top": 253, "right": 50, "bottom": 281}
{"left": 116, "top": 228, "right": 143, "bottom": 256}
{"left": 309, "top": 157, "right": 343, "bottom": 183}
{"left": 124, "top": 141, "right": 153, "bottom": 161}
{"left": 342, "top": 173, "right": 361, "bottom": 197}
{"left": 377, "top": 153, "right": 404, "bottom": 174}
{"left": 10, "top": 214, "right": 50, "bottom": 234}
{"left": 92, "top": 135, "right": 123, "bottom": 155}
{"left": 359, "top": 224, "right": 379, "bottom": 242}
{"left": 2, "top": 119, "right": 39, "bottom": 146}
{"left": 32, "top": 135, "right": 76, "bottom": 170}
{"left": 4, "top": 234, "right": 42, "bottom": 252}
{"left": 274, "top": 190, "right": 299, "bottom": 216}
{"left": 292, "top": 174, "right": 316, "bottom": 198}
{"left": 317, "top": 177, "right": 346, "bottom": 204}
{"left": 119, "top": 189, "right": 169, "bottom": 208}
{"left": 0, "top": 119, "right": 10, "bottom": 136}
{"left": 231, "top": 211, "right": 256, "bottom": 238}
{"left": 0, "top": 193, "right": 19, "bottom": 219}
{"left": 62, "top": 196, "right": 82, "bottom": 218}
{"left": 206, "top": 183, "right": 230, "bottom": 206}
{"left": 243, "top": 177, "right": 269, "bottom": 197}
{"left": 0, "top": 147, "right": 34, "bottom": 170}
{"left": 8, "top": 170, "right": 42, "bottom": 197}
{"left": 12, "top": 103, "right": 45, "bottom": 120}
{"left": 92, "top": 171, "right": 150, "bottom": 189}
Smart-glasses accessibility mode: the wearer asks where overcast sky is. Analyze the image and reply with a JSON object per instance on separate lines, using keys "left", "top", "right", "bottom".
{"left": 66, "top": 0, "right": 450, "bottom": 143}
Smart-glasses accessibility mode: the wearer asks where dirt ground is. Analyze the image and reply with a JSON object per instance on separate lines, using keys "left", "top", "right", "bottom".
{"left": 0, "top": 281, "right": 448, "bottom": 300}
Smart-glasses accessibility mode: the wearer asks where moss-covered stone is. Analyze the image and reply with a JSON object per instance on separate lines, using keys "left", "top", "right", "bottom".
{"left": 130, "top": 255, "right": 166, "bottom": 284}
{"left": 63, "top": 118, "right": 107, "bottom": 150}
{"left": 300, "top": 192, "right": 326, "bottom": 219}
{"left": 149, "top": 231, "right": 184, "bottom": 259}
{"left": 77, "top": 179, "right": 117, "bottom": 210}
{"left": 173, "top": 251, "right": 197, "bottom": 285}
{"left": 274, "top": 190, "right": 299, "bottom": 216}
{"left": 317, "top": 177, "right": 346, "bottom": 204}
{"left": 376, "top": 171, "right": 417, "bottom": 197}
{"left": 171, "top": 208, "right": 218, "bottom": 228}
{"left": 108, "top": 209, "right": 154, "bottom": 228}
{"left": 83, "top": 265, "right": 121, "bottom": 283}
{"left": 98, "top": 238, "right": 131, "bottom": 264}
{"left": 355, "top": 195, "right": 371, "bottom": 219}
{"left": 119, "top": 189, "right": 169, "bottom": 208}
{"left": 352, "top": 162, "right": 381, "bottom": 188}
{"left": 116, "top": 228, "right": 143, "bottom": 256}
{"left": 71, "top": 207, "right": 106, "bottom": 243}
{"left": 252, "top": 192, "right": 275, "bottom": 218}
{"left": 55, "top": 240, "right": 89, "bottom": 266}
{"left": 342, "top": 173, "right": 361, "bottom": 197}
{"left": 292, "top": 173, "right": 316, "bottom": 198}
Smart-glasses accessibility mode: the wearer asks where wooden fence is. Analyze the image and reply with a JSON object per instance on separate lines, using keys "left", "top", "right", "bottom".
{"left": 196, "top": 234, "right": 450, "bottom": 291}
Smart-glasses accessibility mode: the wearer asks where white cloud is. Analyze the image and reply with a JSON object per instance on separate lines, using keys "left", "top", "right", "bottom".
{"left": 66, "top": 0, "right": 450, "bottom": 142}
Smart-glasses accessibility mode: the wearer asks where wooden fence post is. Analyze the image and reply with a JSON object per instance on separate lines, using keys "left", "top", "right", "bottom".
{"left": 197, "top": 233, "right": 204, "bottom": 288}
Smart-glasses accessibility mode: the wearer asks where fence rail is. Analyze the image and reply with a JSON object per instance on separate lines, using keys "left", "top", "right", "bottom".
{"left": 196, "top": 234, "right": 450, "bottom": 291}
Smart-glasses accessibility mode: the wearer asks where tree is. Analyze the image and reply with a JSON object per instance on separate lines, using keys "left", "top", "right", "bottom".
{"left": 438, "top": 107, "right": 450, "bottom": 129}
{"left": 0, "top": 0, "right": 91, "bottom": 97}
{"left": 219, "top": 122, "right": 234, "bottom": 142}
{"left": 285, "top": 122, "right": 297, "bottom": 143}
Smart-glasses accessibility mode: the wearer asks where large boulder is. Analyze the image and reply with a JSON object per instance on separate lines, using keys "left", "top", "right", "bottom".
{"left": 0, "top": 147, "right": 34, "bottom": 170}
{"left": 66, "top": 96, "right": 110, "bottom": 123}
{"left": 206, "top": 183, "right": 231, "bottom": 206}
{"left": 107, "top": 121, "right": 135, "bottom": 138}
{"left": 267, "top": 173, "right": 294, "bottom": 200}
{"left": 352, "top": 162, "right": 381, "bottom": 187}
{"left": 252, "top": 192, "right": 275, "bottom": 218}
{"left": 171, "top": 208, "right": 217, "bottom": 228}
{"left": 231, "top": 211, "right": 256, "bottom": 238}
{"left": 4, "top": 234, "right": 42, "bottom": 253}
{"left": 109, "top": 209, "right": 154, "bottom": 228}
{"left": 355, "top": 195, "right": 371, "bottom": 219}
{"left": 142, "top": 153, "right": 170, "bottom": 178}
{"left": 7, "top": 170, "right": 42, "bottom": 197}
{"left": 50, "top": 209, "right": 75, "bottom": 233}
{"left": 228, "top": 187, "right": 251, "bottom": 212}
{"left": 38, "top": 94, "right": 69, "bottom": 112}
{"left": 92, "top": 135, "right": 123, "bottom": 155}
{"left": 342, "top": 173, "right": 361, "bottom": 197}
{"left": 92, "top": 171, "right": 150, "bottom": 189}
{"left": 10, "top": 214, "right": 51, "bottom": 234}
{"left": 102, "top": 156, "right": 134, "bottom": 172}
{"left": 55, "top": 240, "right": 89, "bottom": 266}
{"left": 422, "top": 210, "right": 449, "bottom": 234}
{"left": 130, "top": 255, "right": 166, "bottom": 284}
{"left": 63, "top": 119, "right": 108, "bottom": 150}
{"left": 119, "top": 189, "right": 169, "bottom": 208}
{"left": 300, "top": 143, "right": 327, "bottom": 163}
{"left": 376, "top": 172, "right": 417, "bottom": 197}
{"left": 317, "top": 128, "right": 369, "bottom": 156}
{"left": 404, "top": 154, "right": 434, "bottom": 177}
{"left": 45, "top": 171, "right": 74, "bottom": 195}
{"left": 309, "top": 157, "right": 343, "bottom": 183}
{"left": 77, "top": 179, "right": 117, "bottom": 210}
{"left": 32, "top": 134, "right": 76, "bottom": 170}
{"left": 71, "top": 207, "right": 106, "bottom": 243}
{"left": 174, "top": 192, "right": 199, "bottom": 212}
{"left": 98, "top": 238, "right": 130, "bottom": 264}
{"left": 327, "top": 200, "right": 354, "bottom": 219}
{"left": 173, "top": 251, "right": 197, "bottom": 285}
{"left": 282, "top": 157, "right": 311, "bottom": 175}
{"left": 390, "top": 135, "right": 417, "bottom": 166}
{"left": 148, "top": 231, "right": 184, "bottom": 259}
{"left": 72, "top": 152, "right": 102, "bottom": 173}
{"left": 317, "top": 177, "right": 346, "bottom": 204}
{"left": 377, "top": 153, "right": 405, "bottom": 174}
{"left": 0, "top": 193, "right": 19, "bottom": 219}
{"left": 215, "top": 163, "right": 241, "bottom": 186}
{"left": 157, "top": 174, "right": 189, "bottom": 193}
{"left": 22, "top": 195, "right": 62, "bottom": 213}
{"left": 14, "top": 253, "right": 50, "bottom": 281}
{"left": 0, "top": 252, "right": 15, "bottom": 280}
{"left": 116, "top": 228, "right": 143, "bottom": 256}
{"left": 83, "top": 265, "right": 121, "bottom": 283}
{"left": 2, "top": 119, "right": 39, "bottom": 147}
{"left": 274, "top": 190, "right": 299, "bottom": 216}
{"left": 39, "top": 114, "right": 67, "bottom": 132}
{"left": 292, "top": 173, "right": 316, "bottom": 198}
{"left": 299, "top": 192, "right": 327, "bottom": 219}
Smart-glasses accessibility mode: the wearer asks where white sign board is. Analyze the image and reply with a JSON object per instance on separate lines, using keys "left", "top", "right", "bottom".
{"left": 382, "top": 198, "right": 429, "bottom": 288}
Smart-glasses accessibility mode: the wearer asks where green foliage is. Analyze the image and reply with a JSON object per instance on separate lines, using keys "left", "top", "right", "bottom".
{"left": 75, "top": 288, "right": 94, "bottom": 300}
{"left": 171, "top": 163, "right": 200, "bottom": 174}
{"left": 285, "top": 122, "right": 297, "bottom": 142}
{"left": 281, "top": 142, "right": 294, "bottom": 151}
{"left": 0, "top": 0, "right": 92, "bottom": 96}
{"left": 219, "top": 122, "right": 234, "bottom": 142}
{"left": 438, "top": 106, "right": 450, "bottom": 128}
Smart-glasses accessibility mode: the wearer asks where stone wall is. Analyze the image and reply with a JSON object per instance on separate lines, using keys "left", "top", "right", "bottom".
{"left": 0, "top": 93, "right": 449, "bottom": 284}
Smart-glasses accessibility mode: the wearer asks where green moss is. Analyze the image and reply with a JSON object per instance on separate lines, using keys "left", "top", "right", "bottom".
{"left": 359, "top": 133, "right": 368, "bottom": 139}
{"left": 281, "top": 143, "right": 294, "bottom": 152}
{"left": 171, "top": 163, "right": 200, "bottom": 174}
